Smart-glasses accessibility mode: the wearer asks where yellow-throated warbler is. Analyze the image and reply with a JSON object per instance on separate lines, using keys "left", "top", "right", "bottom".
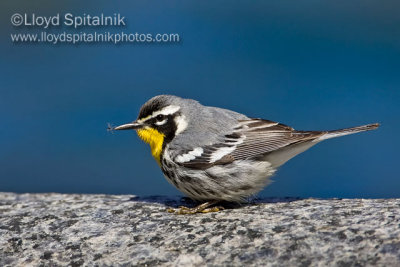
{"left": 111, "top": 95, "right": 379, "bottom": 214}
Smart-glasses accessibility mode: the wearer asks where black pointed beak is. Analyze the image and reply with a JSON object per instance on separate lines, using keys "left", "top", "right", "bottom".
{"left": 113, "top": 121, "right": 144, "bottom": 131}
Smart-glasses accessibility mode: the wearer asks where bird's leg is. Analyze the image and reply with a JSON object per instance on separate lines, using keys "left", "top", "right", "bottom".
{"left": 167, "top": 200, "right": 224, "bottom": 214}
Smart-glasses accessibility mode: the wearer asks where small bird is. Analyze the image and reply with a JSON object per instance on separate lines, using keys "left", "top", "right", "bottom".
{"left": 111, "top": 95, "right": 379, "bottom": 214}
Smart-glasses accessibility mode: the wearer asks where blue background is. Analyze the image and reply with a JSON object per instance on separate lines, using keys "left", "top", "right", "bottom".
{"left": 1, "top": 1, "right": 399, "bottom": 198}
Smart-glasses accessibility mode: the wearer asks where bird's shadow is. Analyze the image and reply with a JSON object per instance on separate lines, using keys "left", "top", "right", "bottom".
{"left": 128, "top": 195, "right": 305, "bottom": 209}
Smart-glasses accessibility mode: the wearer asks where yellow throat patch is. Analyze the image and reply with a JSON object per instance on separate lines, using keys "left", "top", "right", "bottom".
{"left": 136, "top": 127, "right": 165, "bottom": 164}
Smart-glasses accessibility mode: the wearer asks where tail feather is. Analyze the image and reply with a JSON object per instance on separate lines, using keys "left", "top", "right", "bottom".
{"left": 316, "top": 123, "right": 380, "bottom": 141}
{"left": 265, "top": 123, "right": 379, "bottom": 168}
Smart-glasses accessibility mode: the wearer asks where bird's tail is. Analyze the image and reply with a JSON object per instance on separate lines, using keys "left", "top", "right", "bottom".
{"left": 316, "top": 123, "right": 380, "bottom": 141}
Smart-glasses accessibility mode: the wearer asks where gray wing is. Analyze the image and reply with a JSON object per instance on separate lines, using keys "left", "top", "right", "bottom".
{"left": 174, "top": 118, "right": 325, "bottom": 170}
{"left": 231, "top": 119, "right": 324, "bottom": 160}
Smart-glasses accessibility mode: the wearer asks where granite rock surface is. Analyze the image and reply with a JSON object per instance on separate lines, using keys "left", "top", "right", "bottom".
{"left": 0, "top": 193, "right": 399, "bottom": 266}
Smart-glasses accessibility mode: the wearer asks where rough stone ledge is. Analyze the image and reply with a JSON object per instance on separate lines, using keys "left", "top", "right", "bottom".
{"left": 0, "top": 193, "right": 399, "bottom": 266}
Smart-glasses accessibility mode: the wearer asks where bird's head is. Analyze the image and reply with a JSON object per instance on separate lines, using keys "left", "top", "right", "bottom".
{"left": 112, "top": 95, "right": 191, "bottom": 163}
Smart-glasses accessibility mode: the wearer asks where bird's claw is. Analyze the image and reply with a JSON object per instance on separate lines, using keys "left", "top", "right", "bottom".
{"left": 167, "top": 202, "right": 224, "bottom": 215}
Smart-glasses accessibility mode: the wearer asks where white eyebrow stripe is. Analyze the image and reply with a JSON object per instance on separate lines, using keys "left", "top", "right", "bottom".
{"left": 152, "top": 105, "right": 181, "bottom": 117}
{"left": 137, "top": 105, "right": 181, "bottom": 123}
{"left": 137, "top": 115, "right": 151, "bottom": 123}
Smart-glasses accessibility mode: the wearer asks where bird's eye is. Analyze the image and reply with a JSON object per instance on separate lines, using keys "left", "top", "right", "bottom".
{"left": 156, "top": 114, "right": 165, "bottom": 122}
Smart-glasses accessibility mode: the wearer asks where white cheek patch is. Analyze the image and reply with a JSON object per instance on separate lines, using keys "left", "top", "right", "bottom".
{"left": 174, "top": 115, "right": 188, "bottom": 135}
{"left": 175, "top": 147, "right": 203, "bottom": 163}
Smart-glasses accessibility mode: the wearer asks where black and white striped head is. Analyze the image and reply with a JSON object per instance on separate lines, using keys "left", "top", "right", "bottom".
{"left": 113, "top": 95, "right": 191, "bottom": 143}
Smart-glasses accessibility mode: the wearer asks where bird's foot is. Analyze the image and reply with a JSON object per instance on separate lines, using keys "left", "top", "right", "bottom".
{"left": 167, "top": 200, "right": 223, "bottom": 215}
